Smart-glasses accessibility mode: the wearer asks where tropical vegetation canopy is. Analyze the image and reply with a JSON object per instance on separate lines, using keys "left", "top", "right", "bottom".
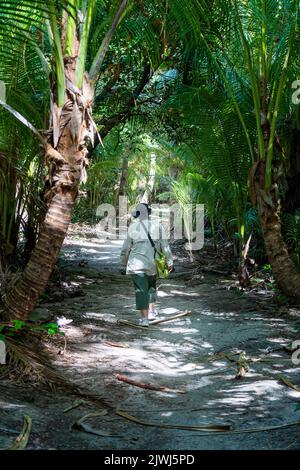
{"left": 0, "top": 0, "right": 300, "bottom": 453}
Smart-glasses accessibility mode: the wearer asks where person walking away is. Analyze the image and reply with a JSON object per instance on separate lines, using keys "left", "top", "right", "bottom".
{"left": 120, "top": 203, "right": 173, "bottom": 327}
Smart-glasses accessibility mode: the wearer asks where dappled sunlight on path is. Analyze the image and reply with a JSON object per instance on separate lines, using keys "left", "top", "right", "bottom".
{"left": 38, "top": 231, "right": 300, "bottom": 450}
{"left": 2, "top": 232, "right": 299, "bottom": 450}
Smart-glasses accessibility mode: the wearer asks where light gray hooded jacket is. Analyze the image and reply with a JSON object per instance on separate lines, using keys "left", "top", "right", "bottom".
{"left": 120, "top": 218, "right": 173, "bottom": 276}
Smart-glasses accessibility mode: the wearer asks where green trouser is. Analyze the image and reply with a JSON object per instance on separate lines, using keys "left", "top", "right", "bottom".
{"left": 131, "top": 273, "right": 157, "bottom": 310}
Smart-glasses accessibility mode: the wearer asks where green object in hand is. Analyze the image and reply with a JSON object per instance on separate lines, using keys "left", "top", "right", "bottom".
{"left": 155, "top": 250, "right": 169, "bottom": 279}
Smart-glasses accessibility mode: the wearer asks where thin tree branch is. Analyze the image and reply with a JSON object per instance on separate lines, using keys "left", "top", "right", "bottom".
{"left": 92, "top": 61, "right": 152, "bottom": 148}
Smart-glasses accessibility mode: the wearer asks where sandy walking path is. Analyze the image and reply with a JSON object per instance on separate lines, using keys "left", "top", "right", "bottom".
{"left": 1, "top": 227, "right": 300, "bottom": 450}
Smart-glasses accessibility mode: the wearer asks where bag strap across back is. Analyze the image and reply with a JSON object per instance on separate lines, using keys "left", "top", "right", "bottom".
{"left": 140, "top": 220, "right": 157, "bottom": 255}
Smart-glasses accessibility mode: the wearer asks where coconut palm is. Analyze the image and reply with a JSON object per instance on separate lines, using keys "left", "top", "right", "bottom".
{"left": 223, "top": 0, "right": 300, "bottom": 299}
{"left": 0, "top": 0, "right": 208, "bottom": 319}
{"left": 170, "top": 0, "right": 300, "bottom": 299}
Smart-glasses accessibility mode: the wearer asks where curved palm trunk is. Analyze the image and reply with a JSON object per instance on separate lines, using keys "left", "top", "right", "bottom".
{"left": 2, "top": 191, "right": 75, "bottom": 319}
{"left": 1, "top": 62, "right": 95, "bottom": 320}
{"left": 0, "top": 0, "right": 132, "bottom": 321}
{"left": 249, "top": 160, "right": 300, "bottom": 301}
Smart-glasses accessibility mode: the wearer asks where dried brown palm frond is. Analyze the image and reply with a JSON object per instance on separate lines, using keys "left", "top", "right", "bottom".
{"left": 1, "top": 334, "right": 65, "bottom": 388}
{"left": 0, "top": 333, "right": 112, "bottom": 410}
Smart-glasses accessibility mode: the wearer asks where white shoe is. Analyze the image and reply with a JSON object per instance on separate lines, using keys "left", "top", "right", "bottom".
{"left": 148, "top": 309, "right": 157, "bottom": 320}
{"left": 138, "top": 318, "right": 149, "bottom": 327}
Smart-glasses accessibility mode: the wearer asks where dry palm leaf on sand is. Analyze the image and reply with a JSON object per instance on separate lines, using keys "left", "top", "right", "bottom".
{"left": 6, "top": 415, "right": 32, "bottom": 450}
{"left": 72, "top": 411, "right": 119, "bottom": 437}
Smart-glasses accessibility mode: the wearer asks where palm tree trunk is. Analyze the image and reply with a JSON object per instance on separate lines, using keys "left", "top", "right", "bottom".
{"left": 1, "top": 190, "right": 75, "bottom": 319}
{"left": 249, "top": 160, "right": 300, "bottom": 301}
{"left": 0, "top": 62, "right": 94, "bottom": 320}
{"left": 118, "top": 153, "right": 129, "bottom": 198}
{"left": 114, "top": 149, "right": 129, "bottom": 213}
